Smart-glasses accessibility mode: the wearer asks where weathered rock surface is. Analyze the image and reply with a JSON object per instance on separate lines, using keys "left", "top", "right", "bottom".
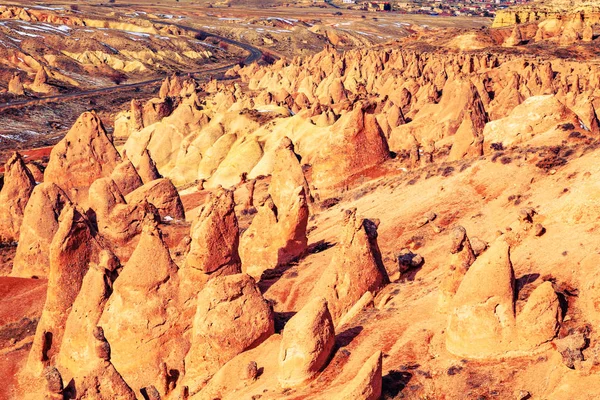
{"left": 334, "top": 351, "right": 382, "bottom": 400}
{"left": 44, "top": 111, "right": 122, "bottom": 206}
{"left": 99, "top": 222, "right": 181, "bottom": 395}
{"left": 180, "top": 189, "right": 241, "bottom": 302}
{"left": 0, "top": 152, "right": 36, "bottom": 243}
{"left": 313, "top": 209, "right": 389, "bottom": 322}
{"left": 125, "top": 178, "right": 185, "bottom": 220}
{"left": 278, "top": 296, "right": 335, "bottom": 388}
{"left": 24, "top": 205, "right": 100, "bottom": 379}
{"left": 11, "top": 183, "right": 71, "bottom": 278}
{"left": 183, "top": 273, "right": 274, "bottom": 394}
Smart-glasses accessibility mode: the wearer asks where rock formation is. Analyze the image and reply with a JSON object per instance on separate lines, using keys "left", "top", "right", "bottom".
{"left": 446, "top": 238, "right": 561, "bottom": 358}
{"left": 43, "top": 366, "right": 63, "bottom": 400}
{"left": 125, "top": 178, "right": 185, "bottom": 220}
{"left": 44, "top": 111, "right": 122, "bottom": 206}
{"left": 278, "top": 297, "right": 335, "bottom": 388}
{"left": 268, "top": 136, "right": 312, "bottom": 209}
{"left": 30, "top": 67, "right": 54, "bottom": 94}
{"left": 334, "top": 351, "right": 382, "bottom": 400}
{"left": 24, "top": 204, "right": 99, "bottom": 378}
{"left": 0, "top": 152, "right": 36, "bottom": 243}
{"left": 135, "top": 149, "right": 162, "bottom": 184}
{"left": 504, "top": 25, "right": 524, "bottom": 47}
{"left": 8, "top": 72, "right": 24, "bottom": 95}
{"left": 88, "top": 177, "right": 158, "bottom": 247}
{"left": 311, "top": 104, "right": 390, "bottom": 192}
{"left": 180, "top": 189, "right": 241, "bottom": 302}
{"left": 69, "top": 326, "right": 137, "bottom": 400}
{"left": 483, "top": 95, "right": 580, "bottom": 150}
{"left": 438, "top": 226, "right": 476, "bottom": 311}
{"left": 313, "top": 208, "right": 389, "bottom": 322}
{"left": 183, "top": 273, "right": 274, "bottom": 395}
{"left": 239, "top": 186, "right": 309, "bottom": 279}
{"left": 99, "top": 222, "right": 181, "bottom": 395}
{"left": 110, "top": 157, "right": 143, "bottom": 196}
{"left": 57, "top": 250, "right": 118, "bottom": 379}
{"left": 11, "top": 183, "right": 71, "bottom": 278}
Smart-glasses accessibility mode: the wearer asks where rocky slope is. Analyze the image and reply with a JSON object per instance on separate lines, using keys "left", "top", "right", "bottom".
{"left": 0, "top": 5, "right": 237, "bottom": 97}
{"left": 4, "top": 7, "right": 600, "bottom": 400}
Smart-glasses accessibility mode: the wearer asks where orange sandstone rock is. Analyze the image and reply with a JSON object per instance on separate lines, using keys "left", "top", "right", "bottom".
{"left": 183, "top": 273, "right": 274, "bottom": 395}
{"left": 278, "top": 297, "right": 335, "bottom": 388}
{"left": 44, "top": 111, "right": 122, "bottom": 206}
{"left": 11, "top": 183, "right": 71, "bottom": 278}
{"left": 0, "top": 152, "right": 36, "bottom": 243}
{"left": 313, "top": 208, "right": 389, "bottom": 322}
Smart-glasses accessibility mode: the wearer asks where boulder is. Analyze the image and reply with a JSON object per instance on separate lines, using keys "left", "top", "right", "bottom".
{"left": 278, "top": 297, "right": 335, "bottom": 388}
{"left": 183, "top": 273, "right": 274, "bottom": 395}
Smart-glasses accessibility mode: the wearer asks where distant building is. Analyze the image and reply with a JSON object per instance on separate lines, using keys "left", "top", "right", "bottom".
{"left": 367, "top": 1, "right": 391, "bottom": 11}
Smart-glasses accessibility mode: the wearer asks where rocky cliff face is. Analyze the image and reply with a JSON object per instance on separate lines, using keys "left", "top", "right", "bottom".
{"left": 493, "top": 1, "right": 600, "bottom": 28}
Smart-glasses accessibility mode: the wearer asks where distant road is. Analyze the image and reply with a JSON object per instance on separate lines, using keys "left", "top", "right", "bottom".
{"left": 0, "top": 23, "right": 263, "bottom": 111}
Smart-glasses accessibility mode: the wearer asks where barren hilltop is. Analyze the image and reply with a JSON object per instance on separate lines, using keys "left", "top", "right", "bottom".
{"left": 1, "top": 0, "right": 600, "bottom": 399}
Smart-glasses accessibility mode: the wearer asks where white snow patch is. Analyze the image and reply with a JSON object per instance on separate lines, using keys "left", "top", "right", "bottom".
{"left": 267, "top": 17, "right": 297, "bottom": 24}
{"left": 14, "top": 30, "right": 43, "bottom": 38}
{"left": 32, "top": 5, "right": 64, "bottom": 10}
